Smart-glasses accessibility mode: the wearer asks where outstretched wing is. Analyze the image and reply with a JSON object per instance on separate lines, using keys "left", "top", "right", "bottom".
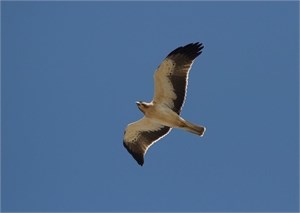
{"left": 153, "top": 42, "right": 204, "bottom": 114}
{"left": 123, "top": 117, "right": 171, "bottom": 166}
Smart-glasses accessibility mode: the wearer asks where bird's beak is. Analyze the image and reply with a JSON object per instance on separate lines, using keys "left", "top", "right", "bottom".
{"left": 136, "top": 101, "right": 141, "bottom": 106}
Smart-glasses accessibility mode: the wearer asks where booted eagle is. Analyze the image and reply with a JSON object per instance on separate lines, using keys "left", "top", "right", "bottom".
{"left": 123, "top": 42, "right": 206, "bottom": 166}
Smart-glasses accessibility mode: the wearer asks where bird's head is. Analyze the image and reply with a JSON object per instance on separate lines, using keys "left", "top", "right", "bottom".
{"left": 136, "top": 101, "right": 149, "bottom": 114}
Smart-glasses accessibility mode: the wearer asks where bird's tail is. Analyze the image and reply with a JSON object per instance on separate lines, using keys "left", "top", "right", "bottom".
{"left": 182, "top": 120, "right": 206, "bottom": 137}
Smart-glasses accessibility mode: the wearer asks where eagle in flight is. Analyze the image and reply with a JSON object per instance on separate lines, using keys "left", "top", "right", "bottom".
{"left": 123, "top": 42, "right": 206, "bottom": 166}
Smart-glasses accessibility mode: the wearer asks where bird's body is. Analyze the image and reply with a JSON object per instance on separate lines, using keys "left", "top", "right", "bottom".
{"left": 123, "top": 42, "right": 206, "bottom": 166}
{"left": 136, "top": 102, "right": 183, "bottom": 128}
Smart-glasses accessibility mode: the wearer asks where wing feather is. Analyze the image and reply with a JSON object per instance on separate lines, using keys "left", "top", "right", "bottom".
{"left": 123, "top": 117, "right": 171, "bottom": 166}
{"left": 153, "top": 42, "right": 204, "bottom": 114}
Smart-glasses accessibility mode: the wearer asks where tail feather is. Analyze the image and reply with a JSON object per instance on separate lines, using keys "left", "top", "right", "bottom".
{"left": 182, "top": 120, "right": 206, "bottom": 136}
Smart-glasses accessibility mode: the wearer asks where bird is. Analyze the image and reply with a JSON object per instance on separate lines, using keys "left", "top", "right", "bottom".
{"left": 123, "top": 42, "right": 206, "bottom": 166}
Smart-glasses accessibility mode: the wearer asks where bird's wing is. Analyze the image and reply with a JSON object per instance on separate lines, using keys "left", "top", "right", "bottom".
{"left": 123, "top": 117, "right": 171, "bottom": 166}
{"left": 153, "top": 42, "right": 204, "bottom": 114}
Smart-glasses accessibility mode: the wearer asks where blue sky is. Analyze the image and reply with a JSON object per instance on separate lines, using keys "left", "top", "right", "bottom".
{"left": 1, "top": 1, "right": 299, "bottom": 212}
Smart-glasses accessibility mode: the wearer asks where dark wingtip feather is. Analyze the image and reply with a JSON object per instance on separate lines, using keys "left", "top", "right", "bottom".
{"left": 123, "top": 141, "right": 144, "bottom": 166}
{"left": 167, "top": 42, "right": 204, "bottom": 60}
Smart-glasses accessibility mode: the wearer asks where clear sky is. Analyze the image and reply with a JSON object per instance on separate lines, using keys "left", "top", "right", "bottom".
{"left": 2, "top": 1, "right": 299, "bottom": 212}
